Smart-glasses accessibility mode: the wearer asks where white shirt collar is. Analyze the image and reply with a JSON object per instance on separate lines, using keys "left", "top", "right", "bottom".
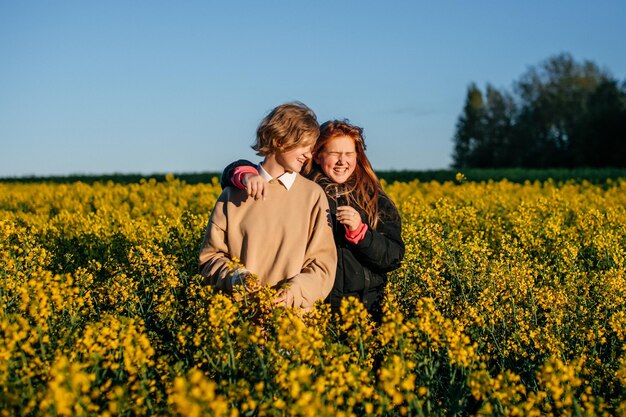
{"left": 258, "top": 163, "right": 297, "bottom": 190}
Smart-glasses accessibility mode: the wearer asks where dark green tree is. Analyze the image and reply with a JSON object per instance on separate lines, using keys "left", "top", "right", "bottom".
{"left": 572, "top": 79, "right": 626, "bottom": 167}
{"left": 452, "top": 53, "right": 625, "bottom": 168}
{"left": 452, "top": 84, "right": 517, "bottom": 168}
{"left": 514, "top": 52, "right": 611, "bottom": 167}
{"left": 482, "top": 85, "right": 518, "bottom": 167}
{"left": 452, "top": 83, "right": 484, "bottom": 168}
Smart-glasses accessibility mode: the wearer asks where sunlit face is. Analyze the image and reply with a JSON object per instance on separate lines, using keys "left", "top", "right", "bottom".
{"left": 276, "top": 142, "right": 314, "bottom": 173}
{"left": 315, "top": 135, "right": 357, "bottom": 184}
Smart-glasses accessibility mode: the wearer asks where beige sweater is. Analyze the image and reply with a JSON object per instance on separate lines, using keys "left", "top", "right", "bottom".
{"left": 199, "top": 175, "right": 337, "bottom": 308}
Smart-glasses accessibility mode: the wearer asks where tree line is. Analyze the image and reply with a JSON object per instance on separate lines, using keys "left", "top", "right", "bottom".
{"left": 452, "top": 53, "right": 626, "bottom": 168}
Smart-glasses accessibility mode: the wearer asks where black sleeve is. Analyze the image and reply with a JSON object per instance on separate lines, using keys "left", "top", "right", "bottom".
{"left": 350, "top": 194, "right": 405, "bottom": 273}
{"left": 220, "top": 159, "right": 256, "bottom": 189}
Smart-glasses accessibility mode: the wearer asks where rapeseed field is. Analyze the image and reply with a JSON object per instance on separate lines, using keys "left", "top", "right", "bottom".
{"left": 1, "top": 176, "right": 625, "bottom": 416}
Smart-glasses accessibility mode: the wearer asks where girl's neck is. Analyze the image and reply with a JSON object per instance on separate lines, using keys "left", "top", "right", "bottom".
{"left": 260, "top": 155, "right": 286, "bottom": 178}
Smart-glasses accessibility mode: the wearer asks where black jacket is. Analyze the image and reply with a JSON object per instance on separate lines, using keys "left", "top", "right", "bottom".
{"left": 221, "top": 160, "right": 405, "bottom": 321}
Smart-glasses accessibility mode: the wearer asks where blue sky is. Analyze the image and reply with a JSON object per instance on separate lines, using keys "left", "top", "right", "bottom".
{"left": 1, "top": 1, "right": 625, "bottom": 177}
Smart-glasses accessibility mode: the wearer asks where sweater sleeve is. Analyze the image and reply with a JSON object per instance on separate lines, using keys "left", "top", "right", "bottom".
{"left": 345, "top": 222, "right": 368, "bottom": 243}
{"left": 232, "top": 166, "right": 260, "bottom": 189}
{"left": 349, "top": 194, "right": 405, "bottom": 273}
{"left": 220, "top": 159, "right": 257, "bottom": 189}
{"left": 198, "top": 196, "right": 236, "bottom": 292}
{"left": 286, "top": 189, "right": 337, "bottom": 308}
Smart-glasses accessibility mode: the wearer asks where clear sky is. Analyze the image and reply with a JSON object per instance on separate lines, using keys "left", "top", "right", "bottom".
{"left": 1, "top": 1, "right": 625, "bottom": 177}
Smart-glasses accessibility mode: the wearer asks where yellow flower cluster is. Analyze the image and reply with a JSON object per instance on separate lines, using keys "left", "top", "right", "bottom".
{"left": 1, "top": 176, "right": 625, "bottom": 416}
{"left": 168, "top": 369, "right": 236, "bottom": 417}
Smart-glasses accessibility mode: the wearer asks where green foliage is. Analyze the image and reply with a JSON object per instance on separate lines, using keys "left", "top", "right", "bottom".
{"left": 3, "top": 168, "right": 626, "bottom": 186}
{"left": 0, "top": 172, "right": 223, "bottom": 185}
{"left": 453, "top": 52, "right": 626, "bottom": 169}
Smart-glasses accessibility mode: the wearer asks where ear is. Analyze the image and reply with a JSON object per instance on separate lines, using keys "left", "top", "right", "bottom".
{"left": 314, "top": 153, "right": 321, "bottom": 164}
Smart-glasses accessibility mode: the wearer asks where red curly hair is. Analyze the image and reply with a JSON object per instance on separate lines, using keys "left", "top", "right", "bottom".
{"left": 304, "top": 120, "right": 382, "bottom": 228}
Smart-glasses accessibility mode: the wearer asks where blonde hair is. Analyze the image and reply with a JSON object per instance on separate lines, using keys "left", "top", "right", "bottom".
{"left": 252, "top": 102, "right": 319, "bottom": 156}
{"left": 305, "top": 120, "right": 383, "bottom": 229}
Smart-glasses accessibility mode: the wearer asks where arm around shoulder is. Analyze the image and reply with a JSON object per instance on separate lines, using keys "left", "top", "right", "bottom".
{"left": 220, "top": 159, "right": 256, "bottom": 189}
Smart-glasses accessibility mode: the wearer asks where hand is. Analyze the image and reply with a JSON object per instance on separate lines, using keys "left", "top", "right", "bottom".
{"left": 336, "top": 205, "right": 361, "bottom": 231}
{"left": 273, "top": 288, "right": 294, "bottom": 307}
{"left": 243, "top": 174, "right": 267, "bottom": 200}
{"left": 231, "top": 268, "right": 251, "bottom": 289}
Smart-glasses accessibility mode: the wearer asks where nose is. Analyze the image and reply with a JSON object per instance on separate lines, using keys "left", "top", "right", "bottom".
{"left": 303, "top": 150, "right": 312, "bottom": 159}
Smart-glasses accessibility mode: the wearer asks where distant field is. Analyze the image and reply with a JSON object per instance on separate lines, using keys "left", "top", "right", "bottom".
{"left": 2, "top": 167, "right": 626, "bottom": 185}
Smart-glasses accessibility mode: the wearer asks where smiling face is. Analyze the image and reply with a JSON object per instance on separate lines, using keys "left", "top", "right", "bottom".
{"left": 275, "top": 142, "right": 314, "bottom": 173}
{"left": 314, "top": 135, "right": 357, "bottom": 184}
